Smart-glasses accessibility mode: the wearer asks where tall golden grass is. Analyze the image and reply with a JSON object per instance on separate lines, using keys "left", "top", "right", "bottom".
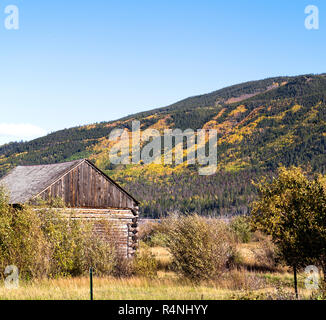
{"left": 0, "top": 243, "right": 313, "bottom": 300}
{"left": 0, "top": 269, "right": 312, "bottom": 300}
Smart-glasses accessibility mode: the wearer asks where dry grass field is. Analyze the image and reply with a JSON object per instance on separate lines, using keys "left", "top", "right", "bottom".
{"left": 0, "top": 244, "right": 315, "bottom": 300}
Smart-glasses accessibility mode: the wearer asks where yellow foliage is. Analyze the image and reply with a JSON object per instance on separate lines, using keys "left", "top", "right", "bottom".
{"left": 219, "top": 119, "right": 261, "bottom": 145}
{"left": 291, "top": 105, "right": 302, "bottom": 113}
{"left": 229, "top": 105, "right": 247, "bottom": 117}
{"left": 147, "top": 115, "right": 173, "bottom": 131}
{"left": 303, "top": 102, "right": 321, "bottom": 123}
{"left": 203, "top": 108, "right": 226, "bottom": 129}
{"left": 266, "top": 132, "right": 295, "bottom": 152}
{"left": 224, "top": 160, "right": 249, "bottom": 172}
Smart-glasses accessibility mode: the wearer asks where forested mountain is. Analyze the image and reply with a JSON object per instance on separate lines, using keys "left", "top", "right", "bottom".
{"left": 1, "top": 73, "right": 325, "bottom": 217}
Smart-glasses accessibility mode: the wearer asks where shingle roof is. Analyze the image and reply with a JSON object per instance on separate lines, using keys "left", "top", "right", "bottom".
{"left": 0, "top": 160, "right": 84, "bottom": 204}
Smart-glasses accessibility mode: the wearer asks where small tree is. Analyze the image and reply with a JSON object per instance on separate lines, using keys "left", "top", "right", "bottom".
{"left": 251, "top": 167, "right": 326, "bottom": 298}
{"left": 229, "top": 215, "right": 252, "bottom": 243}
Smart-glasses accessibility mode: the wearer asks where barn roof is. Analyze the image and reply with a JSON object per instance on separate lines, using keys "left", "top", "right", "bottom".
{"left": 0, "top": 159, "right": 139, "bottom": 205}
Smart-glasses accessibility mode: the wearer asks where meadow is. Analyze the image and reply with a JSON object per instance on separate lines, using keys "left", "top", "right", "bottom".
{"left": 0, "top": 244, "right": 314, "bottom": 300}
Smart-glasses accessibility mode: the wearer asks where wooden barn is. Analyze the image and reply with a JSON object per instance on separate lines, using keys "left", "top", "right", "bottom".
{"left": 0, "top": 159, "right": 139, "bottom": 258}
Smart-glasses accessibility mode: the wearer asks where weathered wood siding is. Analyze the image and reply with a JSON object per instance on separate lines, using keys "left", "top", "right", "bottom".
{"left": 38, "top": 161, "right": 137, "bottom": 209}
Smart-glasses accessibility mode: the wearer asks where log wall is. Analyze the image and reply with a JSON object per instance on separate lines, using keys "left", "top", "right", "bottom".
{"left": 37, "top": 208, "right": 139, "bottom": 258}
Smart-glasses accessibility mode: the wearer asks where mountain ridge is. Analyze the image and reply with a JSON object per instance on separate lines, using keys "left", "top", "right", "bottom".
{"left": 1, "top": 73, "right": 325, "bottom": 217}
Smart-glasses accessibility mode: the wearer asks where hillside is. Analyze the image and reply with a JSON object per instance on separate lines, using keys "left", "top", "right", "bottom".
{"left": 1, "top": 73, "right": 326, "bottom": 217}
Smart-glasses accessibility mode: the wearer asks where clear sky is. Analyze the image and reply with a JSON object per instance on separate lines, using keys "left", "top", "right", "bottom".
{"left": 0, "top": 0, "right": 325, "bottom": 145}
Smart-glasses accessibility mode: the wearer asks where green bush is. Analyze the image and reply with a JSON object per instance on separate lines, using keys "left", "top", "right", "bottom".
{"left": 147, "top": 232, "right": 169, "bottom": 247}
{"left": 229, "top": 215, "right": 252, "bottom": 243}
{"left": 165, "top": 214, "right": 235, "bottom": 281}
{"left": 139, "top": 221, "right": 169, "bottom": 247}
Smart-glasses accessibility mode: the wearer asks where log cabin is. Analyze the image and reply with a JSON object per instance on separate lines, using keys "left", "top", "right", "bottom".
{"left": 0, "top": 159, "right": 139, "bottom": 258}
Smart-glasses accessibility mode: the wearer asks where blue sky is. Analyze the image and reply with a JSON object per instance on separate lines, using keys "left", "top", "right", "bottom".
{"left": 0, "top": 0, "right": 325, "bottom": 144}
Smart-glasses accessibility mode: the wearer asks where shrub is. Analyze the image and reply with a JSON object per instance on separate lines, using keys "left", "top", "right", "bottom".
{"left": 0, "top": 189, "right": 117, "bottom": 279}
{"left": 226, "top": 248, "right": 244, "bottom": 269}
{"left": 147, "top": 232, "right": 169, "bottom": 247}
{"left": 133, "top": 244, "right": 158, "bottom": 278}
{"left": 71, "top": 219, "right": 117, "bottom": 277}
{"left": 165, "top": 214, "right": 235, "bottom": 281}
{"left": 113, "top": 257, "right": 134, "bottom": 278}
{"left": 229, "top": 215, "right": 252, "bottom": 243}
{"left": 0, "top": 203, "right": 50, "bottom": 280}
{"left": 38, "top": 208, "right": 79, "bottom": 277}
{"left": 139, "top": 221, "right": 168, "bottom": 247}
{"left": 139, "top": 221, "right": 158, "bottom": 242}
{"left": 38, "top": 209, "right": 117, "bottom": 278}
